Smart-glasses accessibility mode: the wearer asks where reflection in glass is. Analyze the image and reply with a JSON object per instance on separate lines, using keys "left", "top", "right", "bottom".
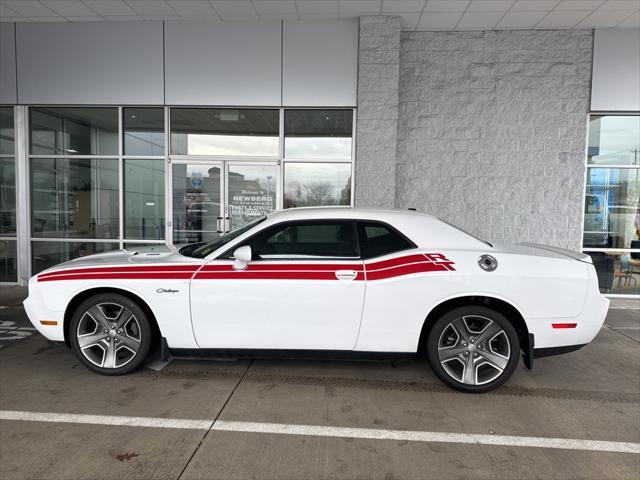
{"left": 284, "top": 110, "right": 353, "bottom": 159}
{"left": 0, "top": 239, "right": 17, "bottom": 282}
{"left": 30, "top": 158, "right": 119, "bottom": 239}
{"left": 228, "top": 165, "right": 277, "bottom": 231}
{"left": 31, "top": 241, "right": 118, "bottom": 274}
{"left": 284, "top": 163, "right": 351, "bottom": 208}
{"left": 30, "top": 107, "right": 118, "bottom": 156}
{"left": 172, "top": 163, "right": 221, "bottom": 244}
{"left": 170, "top": 108, "right": 279, "bottom": 156}
{"left": 0, "top": 158, "right": 16, "bottom": 235}
{"left": 123, "top": 243, "right": 167, "bottom": 251}
{"left": 588, "top": 116, "right": 640, "bottom": 166}
{"left": 583, "top": 168, "right": 640, "bottom": 249}
{"left": 588, "top": 251, "right": 640, "bottom": 295}
{"left": 124, "top": 160, "right": 165, "bottom": 240}
{"left": 0, "top": 107, "right": 14, "bottom": 154}
{"left": 124, "top": 108, "right": 165, "bottom": 156}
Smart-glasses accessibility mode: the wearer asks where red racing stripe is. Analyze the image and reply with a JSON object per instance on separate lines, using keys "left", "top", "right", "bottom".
{"left": 38, "top": 264, "right": 200, "bottom": 279}
{"left": 365, "top": 254, "right": 431, "bottom": 271}
{"left": 37, "top": 254, "right": 454, "bottom": 282}
{"left": 38, "top": 272, "right": 196, "bottom": 282}
{"left": 195, "top": 271, "right": 338, "bottom": 280}
{"left": 200, "top": 263, "right": 363, "bottom": 272}
{"left": 365, "top": 261, "right": 451, "bottom": 281}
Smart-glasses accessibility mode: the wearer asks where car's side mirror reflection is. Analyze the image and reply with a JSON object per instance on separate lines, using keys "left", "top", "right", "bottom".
{"left": 232, "top": 245, "right": 252, "bottom": 271}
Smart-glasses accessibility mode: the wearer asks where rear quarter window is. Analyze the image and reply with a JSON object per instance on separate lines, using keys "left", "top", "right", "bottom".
{"left": 358, "top": 221, "right": 416, "bottom": 259}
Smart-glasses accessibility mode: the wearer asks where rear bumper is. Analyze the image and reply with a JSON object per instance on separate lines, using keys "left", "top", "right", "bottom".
{"left": 534, "top": 343, "right": 586, "bottom": 359}
{"left": 525, "top": 265, "right": 609, "bottom": 350}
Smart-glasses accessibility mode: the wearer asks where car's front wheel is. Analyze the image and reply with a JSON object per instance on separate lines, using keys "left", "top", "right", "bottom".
{"left": 69, "top": 293, "right": 152, "bottom": 375}
{"left": 426, "top": 306, "right": 520, "bottom": 393}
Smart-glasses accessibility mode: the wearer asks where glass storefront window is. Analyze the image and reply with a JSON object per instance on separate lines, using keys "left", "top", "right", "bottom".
{"left": 31, "top": 241, "right": 119, "bottom": 274}
{"left": 30, "top": 107, "right": 118, "bottom": 156}
{"left": 284, "top": 163, "right": 351, "bottom": 208}
{"left": 584, "top": 168, "right": 640, "bottom": 249}
{"left": 228, "top": 164, "right": 277, "bottom": 231}
{"left": 584, "top": 114, "right": 640, "bottom": 296}
{"left": 0, "top": 107, "right": 14, "bottom": 154}
{"left": 170, "top": 108, "right": 279, "bottom": 156}
{"left": 284, "top": 110, "right": 353, "bottom": 159}
{"left": 588, "top": 251, "right": 640, "bottom": 295}
{"left": 172, "top": 163, "right": 221, "bottom": 244}
{"left": 124, "top": 108, "right": 165, "bottom": 156}
{"left": 588, "top": 116, "right": 640, "bottom": 166}
{"left": 0, "top": 158, "right": 16, "bottom": 235}
{"left": 124, "top": 159, "right": 165, "bottom": 240}
{"left": 30, "top": 158, "right": 119, "bottom": 239}
{"left": 0, "top": 239, "right": 17, "bottom": 282}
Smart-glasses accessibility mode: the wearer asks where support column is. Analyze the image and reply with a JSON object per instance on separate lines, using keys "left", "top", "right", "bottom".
{"left": 354, "top": 16, "right": 400, "bottom": 208}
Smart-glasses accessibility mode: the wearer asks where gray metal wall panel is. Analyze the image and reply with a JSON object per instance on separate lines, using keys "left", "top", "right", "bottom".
{"left": 164, "top": 22, "right": 281, "bottom": 106}
{"left": 591, "top": 28, "right": 640, "bottom": 112}
{"left": 283, "top": 19, "right": 358, "bottom": 107}
{"left": 0, "top": 23, "right": 17, "bottom": 105}
{"left": 16, "top": 22, "right": 164, "bottom": 105}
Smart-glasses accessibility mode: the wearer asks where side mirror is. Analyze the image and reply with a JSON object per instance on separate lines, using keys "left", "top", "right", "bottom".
{"left": 232, "top": 245, "right": 252, "bottom": 271}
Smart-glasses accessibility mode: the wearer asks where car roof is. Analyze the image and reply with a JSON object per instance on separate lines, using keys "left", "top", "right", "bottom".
{"left": 267, "top": 206, "right": 435, "bottom": 222}
{"left": 260, "top": 207, "right": 487, "bottom": 251}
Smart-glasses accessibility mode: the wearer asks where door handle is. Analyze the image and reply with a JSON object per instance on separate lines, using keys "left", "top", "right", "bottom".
{"left": 216, "top": 217, "right": 222, "bottom": 234}
{"left": 335, "top": 270, "right": 358, "bottom": 281}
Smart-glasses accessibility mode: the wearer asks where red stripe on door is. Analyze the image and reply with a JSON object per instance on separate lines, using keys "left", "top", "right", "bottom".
{"left": 200, "top": 263, "right": 363, "bottom": 272}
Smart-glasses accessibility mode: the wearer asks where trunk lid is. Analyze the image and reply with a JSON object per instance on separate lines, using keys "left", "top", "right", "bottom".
{"left": 492, "top": 243, "right": 592, "bottom": 263}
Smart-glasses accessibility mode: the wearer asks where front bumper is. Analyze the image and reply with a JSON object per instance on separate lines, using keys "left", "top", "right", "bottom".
{"left": 23, "top": 278, "right": 65, "bottom": 342}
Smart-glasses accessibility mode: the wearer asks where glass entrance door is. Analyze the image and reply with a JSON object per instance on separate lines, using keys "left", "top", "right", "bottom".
{"left": 226, "top": 163, "right": 278, "bottom": 232}
{"left": 172, "top": 162, "right": 223, "bottom": 244}
{"left": 171, "top": 161, "right": 278, "bottom": 243}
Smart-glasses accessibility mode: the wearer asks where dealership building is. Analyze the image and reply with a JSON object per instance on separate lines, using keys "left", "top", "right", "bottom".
{"left": 0, "top": 1, "right": 638, "bottom": 297}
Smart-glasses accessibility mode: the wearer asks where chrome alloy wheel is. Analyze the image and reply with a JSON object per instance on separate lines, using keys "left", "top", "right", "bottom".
{"left": 436, "top": 315, "right": 511, "bottom": 386}
{"left": 76, "top": 303, "right": 142, "bottom": 369}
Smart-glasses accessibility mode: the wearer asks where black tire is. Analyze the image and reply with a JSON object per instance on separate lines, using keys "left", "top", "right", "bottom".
{"left": 69, "top": 293, "right": 152, "bottom": 375}
{"left": 426, "top": 306, "right": 520, "bottom": 393}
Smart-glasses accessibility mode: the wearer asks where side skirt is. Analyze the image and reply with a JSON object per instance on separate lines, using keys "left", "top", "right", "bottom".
{"left": 168, "top": 347, "right": 418, "bottom": 362}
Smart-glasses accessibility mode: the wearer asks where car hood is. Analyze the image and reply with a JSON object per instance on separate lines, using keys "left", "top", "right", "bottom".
{"left": 491, "top": 242, "right": 592, "bottom": 263}
{"left": 38, "top": 244, "right": 198, "bottom": 274}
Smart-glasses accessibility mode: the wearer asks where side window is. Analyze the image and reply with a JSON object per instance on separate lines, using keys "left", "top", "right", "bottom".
{"left": 358, "top": 221, "right": 416, "bottom": 259}
{"left": 245, "top": 221, "right": 359, "bottom": 259}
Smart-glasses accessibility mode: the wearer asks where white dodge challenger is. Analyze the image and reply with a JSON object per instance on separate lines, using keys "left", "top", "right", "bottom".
{"left": 24, "top": 208, "right": 608, "bottom": 392}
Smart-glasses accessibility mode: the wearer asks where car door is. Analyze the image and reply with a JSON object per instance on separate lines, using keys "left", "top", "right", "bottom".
{"left": 190, "top": 220, "right": 366, "bottom": 350}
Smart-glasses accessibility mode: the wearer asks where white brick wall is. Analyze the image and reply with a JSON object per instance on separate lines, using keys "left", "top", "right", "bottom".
{"left": 391, "top": 29, "right": 593, "bottom": 250}
{"left": 354, "top": 16, "right": 400, "bottom": 209}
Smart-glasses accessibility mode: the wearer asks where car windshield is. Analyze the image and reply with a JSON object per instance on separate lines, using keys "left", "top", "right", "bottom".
{"left": 181, "top": 217, "right": 266, "bottom": 259}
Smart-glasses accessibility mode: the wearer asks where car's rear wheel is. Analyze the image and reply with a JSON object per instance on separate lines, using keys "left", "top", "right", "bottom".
{"left": 69, "top": 293, "right": 152, "bottom": 375}
{"left": 426, "top": 306, "right": 520, "bottom": 393}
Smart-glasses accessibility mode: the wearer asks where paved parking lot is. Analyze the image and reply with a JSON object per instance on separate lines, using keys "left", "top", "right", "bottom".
{"left": 0, "top": 291, "right": 638, "bottom": 480}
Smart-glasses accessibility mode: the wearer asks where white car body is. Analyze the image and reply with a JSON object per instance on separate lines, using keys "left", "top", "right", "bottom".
{"left": 24, "top": 208, "right": 608, "bottom": 363}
